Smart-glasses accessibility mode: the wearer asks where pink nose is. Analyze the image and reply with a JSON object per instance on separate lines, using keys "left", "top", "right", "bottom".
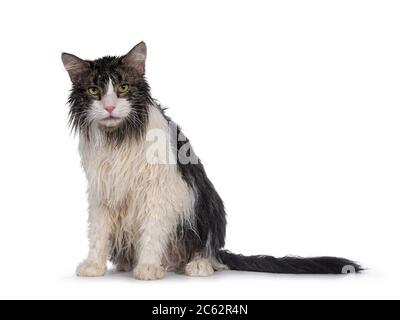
{"left": 105, "top": 105, "right": 115, "bottom": 114}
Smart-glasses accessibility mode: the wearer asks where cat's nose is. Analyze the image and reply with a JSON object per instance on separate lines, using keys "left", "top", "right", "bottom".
{"left": 105, "top": 105, "right": 115, "bottom": 114}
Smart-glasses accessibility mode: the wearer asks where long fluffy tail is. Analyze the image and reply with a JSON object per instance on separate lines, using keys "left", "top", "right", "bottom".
{"left": 217, "top": 250, "right": 363, "bottom": 274}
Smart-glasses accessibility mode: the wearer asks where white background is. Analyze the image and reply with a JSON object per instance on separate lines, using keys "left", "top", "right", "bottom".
{"left": 0, "top": 0, "right": 399, "bottom": 300}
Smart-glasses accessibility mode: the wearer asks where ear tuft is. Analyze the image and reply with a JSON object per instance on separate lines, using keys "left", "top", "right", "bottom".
{"left": 122, "top": 42, "right": 147, "bottom": 75}
{"left": 61, "top": 53, "right": 89, "bottom": 82}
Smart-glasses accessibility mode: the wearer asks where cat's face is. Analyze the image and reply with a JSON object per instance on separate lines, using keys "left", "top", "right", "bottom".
{"left": 62, "top": 42, "right": 150, "bottom": 138}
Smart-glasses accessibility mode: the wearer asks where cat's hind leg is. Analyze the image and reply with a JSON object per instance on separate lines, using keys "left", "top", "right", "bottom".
{"left": 185, "top": 257, "right": 214, "bottom": 277}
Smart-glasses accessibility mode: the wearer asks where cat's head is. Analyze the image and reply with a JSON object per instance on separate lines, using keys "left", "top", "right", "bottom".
{"left": 62, "top": 42, "right": 150, "bottom": 140}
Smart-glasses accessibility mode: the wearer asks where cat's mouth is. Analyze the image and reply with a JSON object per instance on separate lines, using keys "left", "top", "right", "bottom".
{"left": 98, "top": 116, "right": 124, "bottom": 128}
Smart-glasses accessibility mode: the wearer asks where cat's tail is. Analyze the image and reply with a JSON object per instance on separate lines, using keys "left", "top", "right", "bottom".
{"left": 217, "top": 250, "right": 363, "bottom": 274}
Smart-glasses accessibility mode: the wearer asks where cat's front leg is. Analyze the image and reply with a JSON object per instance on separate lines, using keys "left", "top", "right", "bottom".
{"left": 133, "top": 203, "right": 173, "bottom": 280}
{"left": 77, "top": 204, "right": 111, "bottom": 277}
{"left": 133, "top": 223, "right": 167, "bottom": 280}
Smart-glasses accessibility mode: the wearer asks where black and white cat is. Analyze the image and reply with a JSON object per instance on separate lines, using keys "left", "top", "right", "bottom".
{"left": 62, "top": 42, "right": 361, "bottom": 280}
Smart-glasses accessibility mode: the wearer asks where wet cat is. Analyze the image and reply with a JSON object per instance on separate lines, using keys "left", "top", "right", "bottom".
{"left": 62, "top": 42, "right": 361, "bottom": 279}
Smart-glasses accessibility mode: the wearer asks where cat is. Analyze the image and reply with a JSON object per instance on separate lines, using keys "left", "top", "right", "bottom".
{"left": 62, "top": 42, "right": 362, "bottom": 280}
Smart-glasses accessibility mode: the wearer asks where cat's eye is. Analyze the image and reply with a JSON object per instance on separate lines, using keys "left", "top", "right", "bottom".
{"left": 87, "top": 87, "right": 99, "bottom": 96}
{"left": 118, "top": 84, "right": 129, "bottom": 94}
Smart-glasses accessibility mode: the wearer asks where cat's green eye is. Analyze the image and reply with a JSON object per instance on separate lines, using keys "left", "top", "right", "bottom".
{"left": 87, "top": 87, "right": 99, "bottom": 96}
{"left": 118, "top": 84, "right": 129, "bottom": 93}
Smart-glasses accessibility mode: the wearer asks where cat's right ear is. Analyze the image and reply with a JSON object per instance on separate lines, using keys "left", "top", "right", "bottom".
{"left": 61, "top": 53, "right": 89, "bottom": 82}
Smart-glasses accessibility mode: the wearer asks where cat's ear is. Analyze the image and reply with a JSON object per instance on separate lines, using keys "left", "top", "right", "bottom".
{"left": 122, "top": 41, "right": 147, "bottom": 75}
{"left": 61, "top": 53, "right": 89, "bottom": 82}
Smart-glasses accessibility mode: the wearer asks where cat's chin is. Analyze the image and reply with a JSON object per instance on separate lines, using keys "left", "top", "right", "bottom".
{"left": 98, "top": 117, "right": 124, "bottom": 129}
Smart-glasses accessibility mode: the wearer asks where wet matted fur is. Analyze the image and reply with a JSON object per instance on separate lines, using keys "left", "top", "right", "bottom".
{"left": 62, "top": 42, "right": 362, "bottom": 280}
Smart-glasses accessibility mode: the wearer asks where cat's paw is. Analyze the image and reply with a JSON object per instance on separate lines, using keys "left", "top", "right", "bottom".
{"left": 76, "top": 260, "right": 107, "bottom": 277}
{"left": 133, "top": 264, "right": 165, "bottom": 280}
{"left": 185, "top": 258, "right": 214, "bottom": 277}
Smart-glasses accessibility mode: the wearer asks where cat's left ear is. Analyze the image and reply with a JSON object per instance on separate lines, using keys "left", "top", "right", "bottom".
{"left": 61, "top": 53, "right": 89, "bottom": 83}
{"left": 122, "top": 41, "right": 147, "bottom": 75}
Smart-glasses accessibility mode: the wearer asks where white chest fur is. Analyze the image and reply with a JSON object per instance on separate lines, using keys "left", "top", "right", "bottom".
{"left": 79, "top": 129, "right": 147, "bottom": 208}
